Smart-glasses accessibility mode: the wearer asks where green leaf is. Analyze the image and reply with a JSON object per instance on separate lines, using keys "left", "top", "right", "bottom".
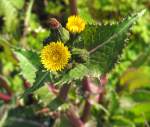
{"left": 15, "top": 49, "right": 40, "bottom": 84}
{"left": 23, "top": 68, "right": 51, "bottom": 96}
{"left": 75, "top": 10, "right": 145, "bottom": 73}
{"left": 56, "top": 64, "right": 89, "bottom": 85}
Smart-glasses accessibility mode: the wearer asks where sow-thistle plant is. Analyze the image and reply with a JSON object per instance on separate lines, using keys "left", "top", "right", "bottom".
{"left": 14, "top": 9, "right": 145, "bottom": 127}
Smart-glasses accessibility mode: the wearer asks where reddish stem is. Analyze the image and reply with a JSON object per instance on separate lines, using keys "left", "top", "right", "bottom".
{"left": 98, "top": 74, "right": 108, "bottom": 103}
{"left": 58, "top": 84, "right": 70, "bottom": 101}
{"left": 67, "top": 108, "right": 84, "bottom": 127}
{"left": 82, "top": 76, "right": 100, "bottom": 94}
{"left": 69, "top": 0, "right": 78, "bottom": 15}
{"left": 0, "top": 92, "right": 11, "bottom": 102}
{"left": 100, "top": 74, "right": 108, "bottom": 87}
{"left": 23, "top": 79, "right": 36, "bottom": 105}
{"left": 81, "top": 100, "right": 91, "bottom": 123}
{"left": 81, "top": 76, "right": 93, "bottom": 123}
{"left": 47, "top": 83, "right": 58, "bottom": 95}
{"left": 23, "top": 80, "right": 31, "bottom": 89}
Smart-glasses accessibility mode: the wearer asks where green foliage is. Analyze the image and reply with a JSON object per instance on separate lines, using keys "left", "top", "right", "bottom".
{"left": 14, "top": 49, "right": 40, "bottom": 84}
{"left": 0, "top": 0, "right": 150, "bottom": 127}
{"left": 56, "top": 64, "right": 89, "bottom": 85}
{"left": 76, "top": 10, "right": 145, "bottom": 74}
{"left": 23, "top": 69, "right": 51, "bottom": 96}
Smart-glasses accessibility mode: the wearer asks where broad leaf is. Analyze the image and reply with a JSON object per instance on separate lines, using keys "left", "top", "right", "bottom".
{"left": 74, "top": 10, "right": 145, "bottom": 73}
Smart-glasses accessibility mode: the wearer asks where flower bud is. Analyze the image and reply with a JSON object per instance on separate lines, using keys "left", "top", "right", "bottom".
{"left": 49, "top": 18, "right": 61, "bottom": 29}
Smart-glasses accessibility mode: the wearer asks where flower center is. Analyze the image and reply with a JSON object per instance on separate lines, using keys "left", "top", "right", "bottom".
{"left": 52, "top": 52, "right": 60, "bottom": 62}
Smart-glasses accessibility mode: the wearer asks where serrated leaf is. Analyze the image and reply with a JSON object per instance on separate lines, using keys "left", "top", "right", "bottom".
{"left": 15, "top": 49, "right": 40, "bottom": 84}
{"left": 23, "top": 68, "right": 51, "bottom": 96}
{"left": 75, "top": 10, "right": 145, "bottom": 73}
{"left": 56, "top": 64, "right": 89, "bottom": 85}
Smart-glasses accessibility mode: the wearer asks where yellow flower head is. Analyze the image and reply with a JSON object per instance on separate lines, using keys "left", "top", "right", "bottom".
{"left": 40, "top": 41, "right": 71, "bottom": 71}
{"left": 66, "top": 15, "right": 86, "bottom": 33}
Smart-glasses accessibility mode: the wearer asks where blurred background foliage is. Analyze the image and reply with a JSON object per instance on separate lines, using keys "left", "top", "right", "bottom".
{"left": 0, "top": 0, "right": 150, "bottom": 127}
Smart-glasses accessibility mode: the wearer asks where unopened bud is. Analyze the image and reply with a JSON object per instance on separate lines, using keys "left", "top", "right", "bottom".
{"left": 49, "top": 18, "right": 61, "bottom": 29}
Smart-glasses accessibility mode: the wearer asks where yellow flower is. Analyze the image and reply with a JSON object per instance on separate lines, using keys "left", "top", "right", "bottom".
{"left": 40, "top": 41, "right": 71, "bottom": 71}
{"left": 66, "top": 15, "right": 86, "bottom": 33}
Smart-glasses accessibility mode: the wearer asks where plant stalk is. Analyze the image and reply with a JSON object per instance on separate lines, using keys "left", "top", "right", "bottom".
{"left": 69, "top": 0, "right": 78, "bottom": 15}
{"left": 81, "top": 100, "right": 91, "bottom": 123}
{"left": 67, "top": 108, "right": 84, "bottom": 127}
